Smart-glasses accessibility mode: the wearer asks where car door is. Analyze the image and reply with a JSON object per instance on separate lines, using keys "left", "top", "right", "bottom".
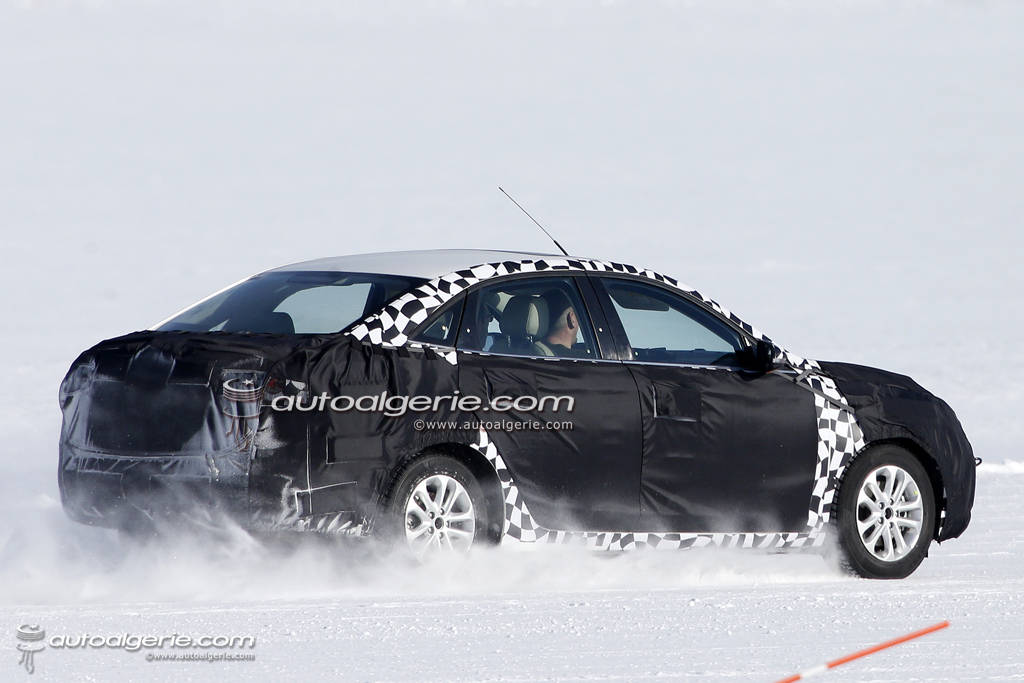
{"left": 590, "top": 275, "right": 817, "bottom": 533}
{"left": 454, "top": 274, "right": 643, "bottom": 531}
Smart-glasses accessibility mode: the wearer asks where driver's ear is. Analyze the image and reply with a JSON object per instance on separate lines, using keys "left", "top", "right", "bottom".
{"left": 566, "top": 309, "right": 578, "bottom": 330}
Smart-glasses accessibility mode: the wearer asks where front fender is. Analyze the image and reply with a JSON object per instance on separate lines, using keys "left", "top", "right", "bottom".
{"left": 819, "top": 361, "right": 976, "bottom": 541}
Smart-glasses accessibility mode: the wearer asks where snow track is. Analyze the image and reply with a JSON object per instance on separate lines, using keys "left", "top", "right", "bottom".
{"left": 2, "top": 471, "right": 1020, "bottom": 681}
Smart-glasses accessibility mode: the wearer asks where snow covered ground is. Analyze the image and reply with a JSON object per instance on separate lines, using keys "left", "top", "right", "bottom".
{"left": 1, "top": 1, "right": 1022, "bottom": 681}
{"left": 2, "top": 468, "right": 1021, "bottom": 682}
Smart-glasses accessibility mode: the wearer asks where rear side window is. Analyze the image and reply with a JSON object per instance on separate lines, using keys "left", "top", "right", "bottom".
{"left": 599, "top": 278, "right": 743, "bottom": 366}
{"left": 157, "top": 271, "right": 425, "bottom": 335}
{"left": 409, "top": 297, "right": 465, "bottom": 346}
{"left": 456, "top": 276, "right": 598, "bottom": 359}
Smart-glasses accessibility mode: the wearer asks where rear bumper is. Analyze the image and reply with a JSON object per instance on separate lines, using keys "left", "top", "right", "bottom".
{"left": 59, "top": 442, "right": 251, "bottom": 530}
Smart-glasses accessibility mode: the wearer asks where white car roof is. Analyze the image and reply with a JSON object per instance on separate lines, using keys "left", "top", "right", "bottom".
{"left": 267, "top": 249, "right": 577, "bottom": 280}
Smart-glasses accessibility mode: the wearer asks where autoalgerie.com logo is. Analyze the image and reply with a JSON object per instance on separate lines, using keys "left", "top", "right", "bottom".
{"left": 14, "top": 624, "right": 256, "bottom": 674}
{"left": 15, "top": 625, "right": 45, "bottom": 674}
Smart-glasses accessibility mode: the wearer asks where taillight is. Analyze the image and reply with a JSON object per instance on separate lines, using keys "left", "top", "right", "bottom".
{"left": 60, "top": 359, "right": 96, "bottom": 401}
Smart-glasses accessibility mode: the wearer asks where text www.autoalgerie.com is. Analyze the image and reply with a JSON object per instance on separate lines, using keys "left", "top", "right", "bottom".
{"left": 413, "top": 419, "right": 573, "bottom": 432}
{"left": 146, "top": 652, "right": 256, "bottom": 663}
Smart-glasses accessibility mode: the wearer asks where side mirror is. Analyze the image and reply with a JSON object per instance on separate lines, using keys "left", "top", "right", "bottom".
{"left": 741, "top": 339, "right": 777, "bottom": 372}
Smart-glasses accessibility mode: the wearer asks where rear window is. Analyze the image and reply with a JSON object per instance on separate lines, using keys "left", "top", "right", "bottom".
{"left": 157, "top": 271, "right": 425, "bottom": 334}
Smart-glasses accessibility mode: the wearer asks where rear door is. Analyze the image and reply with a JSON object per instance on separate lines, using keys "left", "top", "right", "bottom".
{"left": 455, "top": 274, "right": 643, "bottom": 531}
{"left": 591, "top": 276, "right": 817, "bottom": 532}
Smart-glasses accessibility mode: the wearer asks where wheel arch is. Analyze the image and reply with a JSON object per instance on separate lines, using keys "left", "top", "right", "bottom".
{"left": 380, "top": 441, "right": 504, "bottom": 544}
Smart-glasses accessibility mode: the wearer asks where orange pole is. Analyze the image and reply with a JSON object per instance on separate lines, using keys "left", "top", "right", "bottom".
{"left": 773, "top": 621, "right": 949, "bottom": 682}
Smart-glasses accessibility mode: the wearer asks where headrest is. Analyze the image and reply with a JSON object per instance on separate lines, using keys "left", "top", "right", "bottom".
{"left": 482, "top": 291, "right": 501, "bottom": 312}
{"left": 500, "top": 295, "right": 549, "bottom": 339}
{"left": 480, "top": 291, "right": 501, "bottom": 322}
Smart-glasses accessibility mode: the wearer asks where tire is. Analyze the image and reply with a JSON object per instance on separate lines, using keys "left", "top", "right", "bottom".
{"left": 381, "top": 454, "right": 492, "bottom": 559}
{"left": 832, "top": 445, "right": 936, "bottom": 579}
{"left": 118, "top": 524, "right": 157, "bottom": 548}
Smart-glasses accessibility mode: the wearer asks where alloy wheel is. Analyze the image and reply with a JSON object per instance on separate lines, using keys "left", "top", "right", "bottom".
{"left": 404, "top": 474, "right": 477, "bottom": 557}
{"left": 855, "top": 465, "right": 925, "bottom": 562}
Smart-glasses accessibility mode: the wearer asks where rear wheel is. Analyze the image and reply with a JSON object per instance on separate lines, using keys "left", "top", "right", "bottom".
{"left": 384, "top": 455, "right": 491, "bottom": 559}
{"left": 833, "top": 446, "right": 935, "bottom": 579}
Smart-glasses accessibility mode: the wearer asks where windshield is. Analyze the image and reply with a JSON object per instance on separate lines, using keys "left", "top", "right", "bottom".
{"left": 156, "top": 271, "right": 426, "bottom": 334}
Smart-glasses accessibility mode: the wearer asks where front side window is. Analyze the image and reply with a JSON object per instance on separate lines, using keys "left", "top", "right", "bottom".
{"left": 157, "top": 271, "right": 425, "bottom": 335}
{"left": 457, "top": 277, "right": 598, "bottom": 359}
{"left": 599, "top": 278, "right": 743, "bottom": 366}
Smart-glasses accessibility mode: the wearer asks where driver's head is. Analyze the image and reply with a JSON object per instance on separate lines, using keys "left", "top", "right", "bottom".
{"left": 543, "top": 289, "right": 578, "bottom": 343}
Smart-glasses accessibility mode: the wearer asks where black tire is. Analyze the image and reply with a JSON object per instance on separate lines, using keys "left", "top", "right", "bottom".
{"left": 380, "top": 454, "right": 492, "bottom": 558}
{"left": 118, "top": 524, "right": 158, "bottom": 548}
{"left": 832, "top": 445, "right": 936, "bottom": 579}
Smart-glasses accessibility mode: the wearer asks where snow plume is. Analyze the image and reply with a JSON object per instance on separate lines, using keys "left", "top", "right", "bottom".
{"left": 0, "top": 487, "right": 844, "bottom": 607}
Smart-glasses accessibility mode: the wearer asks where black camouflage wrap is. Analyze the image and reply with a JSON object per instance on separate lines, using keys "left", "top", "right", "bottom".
{"left": 58, "top": 256, "right": 975, "bottom": 548}
{"left": 59, "top": 331, "right": 475, "bottom": 533}
{"left": 818, "top": 361, "right": 975, "bottom": 541}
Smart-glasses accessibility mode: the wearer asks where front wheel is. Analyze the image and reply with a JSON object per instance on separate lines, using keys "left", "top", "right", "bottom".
{"left": 383, "top": 455, "right": 491, "bottom": 560}
{"left": 833, "top": 446, "right": 935, "bottom": 579}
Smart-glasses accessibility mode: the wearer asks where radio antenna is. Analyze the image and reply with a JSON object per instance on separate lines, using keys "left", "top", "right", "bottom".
{"left": 498, "top": 186, "right": 570, "bottom": 257}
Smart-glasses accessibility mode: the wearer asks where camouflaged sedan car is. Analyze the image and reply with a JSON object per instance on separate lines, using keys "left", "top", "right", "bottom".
{"left": 59, "top": 249, "right": 976, "bottom": 578}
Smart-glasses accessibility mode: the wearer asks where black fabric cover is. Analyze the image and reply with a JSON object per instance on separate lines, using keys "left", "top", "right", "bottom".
{"left": 818, "top": 361, "right": 976, "bottom": 541}
{"left": 58, "top": 330, "right": 976, "bottom": 544}
{"left": 456, "top": 351, "right": 642, "bottom": 530}
{"left": 629, "top": 366, "right": 817, "bottom": 532}
{"left": 59, "top": 331, "right": 474, "bottom": 530}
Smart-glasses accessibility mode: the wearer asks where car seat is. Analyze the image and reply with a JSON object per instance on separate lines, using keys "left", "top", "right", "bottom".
{"left": 491, "top": 295, "right": 548, "bottom": 355}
